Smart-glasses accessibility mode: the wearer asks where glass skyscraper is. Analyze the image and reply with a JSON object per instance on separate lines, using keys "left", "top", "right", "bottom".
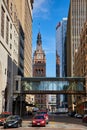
{"left": 56, "top": 18, "right": 67, "bottom": 77}
{"left": 56, "top": 18, "right": 68, "bottom": 110}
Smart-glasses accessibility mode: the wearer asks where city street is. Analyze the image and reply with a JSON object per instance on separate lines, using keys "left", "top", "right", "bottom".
{"left": 0, "top": 113, "right": 87, "bottom": 130}
{"left": 0, "top": 0, "right": 87, "bottom": 130}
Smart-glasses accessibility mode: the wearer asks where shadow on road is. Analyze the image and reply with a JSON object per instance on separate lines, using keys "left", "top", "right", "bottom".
{"left": 49, "top": 114, "right": 87, "bottom": 127}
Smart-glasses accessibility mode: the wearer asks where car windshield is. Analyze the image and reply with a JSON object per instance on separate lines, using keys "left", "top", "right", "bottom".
{"left": 37, "top": 112, "right": 47, "bottom": 114}
{"left": 34, "top": 116, "right": 44, "bottom": 119}
{"left": 6, "top": 115, "right": 18, "bottom": 121}
{"left": 0, "top": 114, "right": 10, "bottom": 118}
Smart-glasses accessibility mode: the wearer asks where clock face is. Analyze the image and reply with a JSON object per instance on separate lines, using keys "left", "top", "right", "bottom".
{"left": 38, "top": 54, "right": 41, "bottom": 59}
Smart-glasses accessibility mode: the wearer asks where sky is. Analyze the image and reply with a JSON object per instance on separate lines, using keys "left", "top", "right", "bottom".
{"left": 32, "top": 0, "right": 70, "bottom": 77}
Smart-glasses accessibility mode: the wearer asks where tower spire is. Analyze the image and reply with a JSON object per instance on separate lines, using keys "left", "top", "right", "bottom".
{"left": 38, "top": 23, "right": 40, "bottom": 32}
{"left": 36, "top": 23, "right": 42, "bottom": 50}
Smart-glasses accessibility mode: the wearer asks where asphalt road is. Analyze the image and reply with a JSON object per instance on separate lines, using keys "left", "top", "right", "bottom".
{"left": 0, "top": 113, "right": 87, "bottom": 130}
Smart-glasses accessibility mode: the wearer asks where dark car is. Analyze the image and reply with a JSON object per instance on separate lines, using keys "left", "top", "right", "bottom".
{"left": 0, "top": 112, "right": 12, "bottom": 125}
{"left": 82, "top": 114, "right": 87, "bottom": 123}
{"left": 68, "top": 111, "right": 76, "bottom": 117}
{"left": 32, "top": 114, "right": 46, "bottom": 127}
{"left": 3, "top": 115, "right": 22, "bottom": 128}
{"left": 36, "top": 110, "right": 49, "bottom": 124}
{"left": 74, "top": 113, "right": 82, "bottom": 118}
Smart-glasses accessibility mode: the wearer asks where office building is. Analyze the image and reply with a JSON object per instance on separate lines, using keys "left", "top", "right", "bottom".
{"left": 56, "top": 18, "right": 68, "bottom": 110}
{"left": 56, "top": 18, "right": 67, "bottom": 77}
{"left": 0, "top": 0, "right": 19, "bottom": 113}
{"left": 67, "top": 0, "right": 87, "bottom": 76}
{"left": 74, "top": 22, "right": 87, "bottom": 114}
{"left": 14, "top": 0, "right": 34, "bottom": 77}
{"left": 0, "top": 0, "right": 34, "bottom": 113}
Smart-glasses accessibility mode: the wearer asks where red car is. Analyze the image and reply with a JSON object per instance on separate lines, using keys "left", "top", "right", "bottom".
{"left": 32, "top": 114, "right": 46, "bottom": 127}
{"left": 0, "top": 112, "right": 12, "bottom": 125}
{"left": 37, "top": 110, "right": 49, "bottom": 124}
{"left": 82, "top": 114, "right": 87, "bottom": 123}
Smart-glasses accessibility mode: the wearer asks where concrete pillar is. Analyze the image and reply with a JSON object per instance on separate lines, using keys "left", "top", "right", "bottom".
{"left": 14, "top": 75, "right": 21, "bottom": 92}
{"left": 85, "top": 75, "right": 87, "bottom": 96}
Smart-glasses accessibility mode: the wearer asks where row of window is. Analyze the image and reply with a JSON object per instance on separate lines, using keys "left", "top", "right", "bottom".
{"left": 0, "top": 5, "right": 18, "bottom": 51}
{"left": 1, "top": 5, "right": 12, "bottom": 49}
{"left": 35, "top": 69, "right": 44, "bottom": 74}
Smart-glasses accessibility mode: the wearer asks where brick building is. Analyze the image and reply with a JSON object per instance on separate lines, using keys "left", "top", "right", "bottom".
{"left": 33, "top": 32, "right": 48, "bottom": 109}
{"left": 74, "top": 22, "right": 87, "bottom": 114}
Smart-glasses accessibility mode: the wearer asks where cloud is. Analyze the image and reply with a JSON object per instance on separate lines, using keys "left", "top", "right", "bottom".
{"left": 33, "top": 0, "right": 51, "bottom": 19}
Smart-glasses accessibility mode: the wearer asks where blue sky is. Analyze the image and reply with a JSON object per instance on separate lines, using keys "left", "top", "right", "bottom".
{"left": 32, "top": 0, "right": 70, "bottom": 77}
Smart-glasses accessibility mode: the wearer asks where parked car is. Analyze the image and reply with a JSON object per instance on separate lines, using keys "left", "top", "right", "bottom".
{"left": 0, "top": 112, "right": 12, "bottom": 125}
{"left": 36, "top": 110, "right": 49, "bottom": 124}
{"left": 68, "top": 111, "right": 76, "bottom": 117}
{"left": 3, "top": 115, "right": 22, "bottom": 128}
{"left": 82, "top": 114, "right": 87, "bottom": 123}
{"left": 74, "top": 113, "right": 82, "bottom": 118}
{"left": 32, "top": 114, "right": 46, "bottom": 127}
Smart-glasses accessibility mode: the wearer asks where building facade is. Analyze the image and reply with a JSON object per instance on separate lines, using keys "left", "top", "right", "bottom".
{"left": 0, "top": 0, "right": 19, "bottom": 113}
{"left": 33, "top": 32, "right": 46, "bottom": 77}
{"left": 66, "top": 0, "right": 87, "bottom": 76}
{"left": 14, "top": 0, "right": 34, "bottom": 77}
{"left": 0, "top": 0, "right": 34, "bottom": 113}
{"left": 56, "top": 22, "right": 62, "bottom": 77}
{"left": 73, "top": 22, "right": 87, "bottom": 114}
{"left": 66, "top": 0, "right": 87, "bottom": 112}
{"left": 74, "top": 22, "right": 87, "bottom": 77}
{"left": 56, "top": 18, "right": 67, "bottom": 110}
{"left": 13, "top": 0, "right": 34, "bottom": 114}
{"left": 9, "top": 0, "right": 34, "bottom": 114}
{"left": 56, "top": 18, "right": 67, "bottom": 77}
{"left": 56, "top": 51, "right": 60, "bottom": 77}
{"left": 18, "top": 22, "right": 24, "bottom": 77}
{"left": 33, "top": 32, "right": 48, "bottom": 109}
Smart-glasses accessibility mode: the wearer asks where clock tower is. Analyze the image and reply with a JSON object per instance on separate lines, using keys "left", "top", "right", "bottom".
{"left": 33, "top": 32, "right": 47, "bottom": 109}
{"left": 33, "top": 32, "right": 46, "bottom": 77}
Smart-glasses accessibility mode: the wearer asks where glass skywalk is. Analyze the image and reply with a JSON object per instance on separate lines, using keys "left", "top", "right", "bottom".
{"left": 21, "top": 77, "right": 86, "bottom": 94}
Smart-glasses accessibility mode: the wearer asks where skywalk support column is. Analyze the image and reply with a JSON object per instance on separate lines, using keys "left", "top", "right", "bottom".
{"left": 85, "top": 76, "right": 87, "bottom": 96}
{"left": 83, "top": 76, "right": 87, "bottom": 114}
{"left": 13, "top": 75, "right": 22, "bottom": 115}
{"left": 14, "top": 75, "right": 21, "bottom": 94}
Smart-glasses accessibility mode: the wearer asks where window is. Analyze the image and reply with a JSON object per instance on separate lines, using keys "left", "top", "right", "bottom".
{"left": 6, "top": 16, "right": 9, "bottom": 44}
{"left": 10, "top": 3, "right": 12, "bottom": 11}
{"left": 10, "top": 23, "right": 12, "bottom": 29}
{"left": 1, "top": 6, "right": 5, "bottom": 38}
{"left": 16, "top": 81, "right": 18, "bottom": 91}
{"left": 5, "top": 68, "right": 6, "bottom": 75}
{"left": 10, "top": 44, "right": 12, "bottom": 49}
{"left": 10, "top": 33, "right": 12, "bottom": 39}
{"left": 10, "top": 3, "right": 13, "bottom": 16}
